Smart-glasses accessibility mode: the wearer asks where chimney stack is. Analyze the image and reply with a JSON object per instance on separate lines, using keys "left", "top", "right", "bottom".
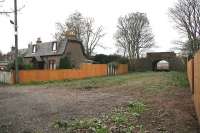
{"left": 11, "top": 46, "right": 15, "bottom": 52}
{"left": 36, "top": 37, "right": 42, "bottom": 44}
{"left": 65, "top": 31, "right": 77, "bottom": 40}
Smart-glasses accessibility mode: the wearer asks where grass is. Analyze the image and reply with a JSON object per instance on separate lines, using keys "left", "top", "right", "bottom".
{"left": 142, "top": 71, "right": 189, "bottom": 92}
{"left": 167, "top": 71, "right": 189, "bottom": 88}
{"left": 16, "top": 71, "right": 189, "bottom": 91}
{"left": 52, "top": 71, "right": 189, "bottom": 132}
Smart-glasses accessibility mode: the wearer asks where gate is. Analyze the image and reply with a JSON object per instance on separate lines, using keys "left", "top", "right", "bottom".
{"left": 107, "top": 63, "right": 117, "bottom": 76}
{"left": 0, "top": 71, "right": 14, "bottom": 84}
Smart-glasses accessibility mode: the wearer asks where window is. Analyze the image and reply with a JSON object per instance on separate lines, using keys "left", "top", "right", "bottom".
{"left": 32, "top": 45, "right": 37, "bottom": 53}
{"left": 52, "top": 42, "right": 57, "bottom": 51}
{"left": 49, "top": 60, "right": 56, "bottom": 70}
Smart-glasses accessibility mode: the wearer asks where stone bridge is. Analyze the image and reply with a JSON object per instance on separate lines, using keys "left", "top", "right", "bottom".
{"left": 134, "top": 52, "right": 185, "bottom": 71}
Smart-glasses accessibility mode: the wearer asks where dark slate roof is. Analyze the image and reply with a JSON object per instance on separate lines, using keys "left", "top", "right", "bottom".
{"left": 24, "top": 40, "right": 68, "bottom": 57}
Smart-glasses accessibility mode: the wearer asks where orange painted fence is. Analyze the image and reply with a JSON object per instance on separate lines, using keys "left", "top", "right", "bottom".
{"left": 117, "top": 64, "right": 128, "bottom": 75}
{"left": 17, "top": 64, "right": 128, "bottom": 84}
{"left": 187, "top": 51, "right": 200, "bottom": 124}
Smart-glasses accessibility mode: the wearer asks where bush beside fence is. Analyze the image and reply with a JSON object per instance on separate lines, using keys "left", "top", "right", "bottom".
{"left": 187, "top": 59, "right": 194, "bottom": 93}
{"left": 187, "top": 51, "right": 200, "bottom": 124}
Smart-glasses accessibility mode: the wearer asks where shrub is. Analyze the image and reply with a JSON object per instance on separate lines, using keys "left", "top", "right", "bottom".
{"left": 93, "top": 54, "right": 128, "bottom": 64}
{"left": 23, "top": 64, "right": 34, "bottom": 70}
{"left": 59, "top": 56, "right": 72, "bottom": 69}
{"left": 6, "top": 56, "right": 35, "bottom": 71}
{"left": 127, "top": 101, "right": 146, "bottom": 116}
{"left": 54, "top": 100, "right": 147, "bottom": 133}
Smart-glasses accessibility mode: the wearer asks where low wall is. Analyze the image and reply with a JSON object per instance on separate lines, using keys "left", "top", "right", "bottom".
{"left": 18, "top": 64, "right": 128, "bottom": 84}
{"left": 0, "top": 71, "right": 14, "bottom": 84}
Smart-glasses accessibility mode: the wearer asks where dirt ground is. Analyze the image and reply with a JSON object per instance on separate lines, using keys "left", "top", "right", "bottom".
{"left": 0, "top": 72, "right": 199, "bottom": 133}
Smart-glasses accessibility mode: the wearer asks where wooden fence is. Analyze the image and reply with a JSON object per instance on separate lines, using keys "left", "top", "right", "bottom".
{"left": 17, "top": 64, "right": 128, "bottom": 84}
{"left": 117, "top": 64, "right": 129, "bottom": 74}
{"left": 0, "top": 71, "right": 14, "bottom": 84}
{"left": 187, "top": 50, "right": 200, "bottom": 124}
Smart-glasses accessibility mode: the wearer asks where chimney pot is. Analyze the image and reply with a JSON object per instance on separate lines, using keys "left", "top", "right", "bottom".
{"left": 11, "top": 46, "right": 15, "bottom": 51}
{"left": 65, "top": 31, "right": 77, "bottom": 40}
{"left": 36, "top": 37, "right": 42, "bottom": 44}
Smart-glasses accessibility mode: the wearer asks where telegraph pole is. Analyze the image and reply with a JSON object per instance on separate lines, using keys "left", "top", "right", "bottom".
{"left": 14, "top": 0, "right": 19, "bottom": 83}
{"left": 0, "top": 0, "right": 19, "bottom": 83}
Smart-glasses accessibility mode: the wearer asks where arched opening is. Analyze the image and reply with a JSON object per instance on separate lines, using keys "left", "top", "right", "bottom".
{"left": 156, "top": 60, "right": 169, "bottom": 71}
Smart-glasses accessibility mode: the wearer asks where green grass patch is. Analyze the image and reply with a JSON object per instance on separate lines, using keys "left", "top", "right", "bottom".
{"left": 142, "top": 71, "right": 189, "bottom": 92}
{"left": 127, "top": 101, "right": 146, "bottom": 116}
{"left": 16, "top": 71, "right": 189, "bottom": 91}
{"left": 167, "top": 71, "right": 189, "bottom": 88}
{"left": 54, "top": 118, "right": 108, "bottom": 133}
{"left": 15, "top": 73, "right": 146, "bottom": 89}
{"left": 53, "top": 101, "right": 146, "bottom": 133}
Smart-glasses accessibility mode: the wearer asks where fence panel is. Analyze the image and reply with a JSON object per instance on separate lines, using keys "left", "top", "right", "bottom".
{"left": 0, "top": 64, "right": 128, "bottom": 84}
{"left": 80, "top": 64, "right": 108, "bottom": 77}
{"left": 194, "top": 51, "right": 200, "bottom": 123}
{"left": 18, "top": 64, "right": 115, "bottom": 84}
{"left": 117, "top": 64, "right": 128, "bottom": 75}
{"left": 0, "top": 71, "right": 14, "bottom": 84}
{"left": 188, "top": 51, "right": 200, "bottom": 124}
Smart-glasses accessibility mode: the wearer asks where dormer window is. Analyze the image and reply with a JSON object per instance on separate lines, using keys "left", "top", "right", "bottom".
{"left": 52, "top": 42, "right": 57, "bottom": 51}
{"left": 32, "top": 45, "right": 37, "bottom": 53}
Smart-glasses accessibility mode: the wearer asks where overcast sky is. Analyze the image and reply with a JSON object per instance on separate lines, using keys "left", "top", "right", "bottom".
{"left": 0, "top": 0, "right": 180, "bottom": 54}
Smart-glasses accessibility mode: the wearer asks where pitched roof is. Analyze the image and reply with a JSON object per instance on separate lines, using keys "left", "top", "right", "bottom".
{"left": 7, "top": 48, "right": 28, "bottom": 56}
{"left": 24, "top": 40, "right": 68, "bottom": 57}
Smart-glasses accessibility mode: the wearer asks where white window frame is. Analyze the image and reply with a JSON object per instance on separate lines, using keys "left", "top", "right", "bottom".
{"left": 52, "top": 42, "right": 57, "bottom": 51}
{"left": 49, "top": 60, "right": 56, "bottom": 70}
{"left": 32, "top": 45, "right": 37, "bottom": 53}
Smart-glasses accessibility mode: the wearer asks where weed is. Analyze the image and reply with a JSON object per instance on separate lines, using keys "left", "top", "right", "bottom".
{"left": 128, "top": 101, "right": 146, "bottom": 116}
{"left": 54, "top": 100, "right": 147, "bottom": 132}
{"left": 111, "top": 112, "right": 128, "bottom": 125}
{"left": 54, "top": 118, "right": 108, "bottom": 133}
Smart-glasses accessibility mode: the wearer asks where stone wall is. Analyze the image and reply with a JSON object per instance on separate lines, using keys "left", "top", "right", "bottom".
{"left": 134, "top": 52, "right": 185, "bottom": 71}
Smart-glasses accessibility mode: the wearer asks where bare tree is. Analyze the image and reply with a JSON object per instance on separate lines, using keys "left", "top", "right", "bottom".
{"left": 0, "top": 0, "right": 24, "bottom": 15}
{"left": 115, "top": 12, "right": 154, "bottom": 64}
{"left": 169, "top": 0, "right": 200, "bottom": 56}
{"left": 83, "top": 18, "right": 105, "bottom": 56}
{"left": 55, "top": 11, "right": 105, "bottom": 57}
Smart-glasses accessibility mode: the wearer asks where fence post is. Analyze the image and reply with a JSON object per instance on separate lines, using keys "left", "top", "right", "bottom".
{"left": 192, "top": 59, "right": 194, "bottom": 94}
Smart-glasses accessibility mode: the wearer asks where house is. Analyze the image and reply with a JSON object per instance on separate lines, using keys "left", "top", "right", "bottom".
{"left": 24, "top": 35, "right": 87, "bottom": 69}
{"left": 7, "top": 32, "right": 87, "bottom": 70}
{"left": 0, "top": 61, "right": 8, "bottom": 70}
{"left": 6, "top": 47, "right": 27, "bottom": 61}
